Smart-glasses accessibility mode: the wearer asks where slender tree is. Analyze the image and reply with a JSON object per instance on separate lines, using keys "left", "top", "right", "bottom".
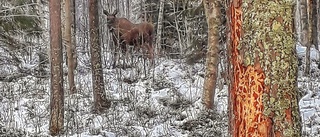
{"left": 155, "top": 0, "right": 165, "bottom": 53}
{"left": 318, "top": 1, "right": 320, "bottom": 51}
{"left": 64, "top": 0, "right": 77, "bottom": 94}
{"left": 304, "top": 0, "right": 312, "bottom": 75}
{"left": 89, "top": 0, "right": 110, "bottom": 113}
{"left": 295, "top": 0, "right": 302, "bottom": 44}
{"left": 202, "top": 0, "right": 222, "bottom": 109}
{"left": 311, "top": 0, "right": 318, "bottom": 50}
{"left": 227, "top": 0, "right": 302, "bottom": 136}
{"left": 49, "top": 0, "right": 64, "bottom": 135}
{"left": 300, "top": 0, "right": 308, "bottom": 46}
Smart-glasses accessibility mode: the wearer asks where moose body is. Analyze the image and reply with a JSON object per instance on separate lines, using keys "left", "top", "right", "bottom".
{"left": 103, "top": 10, "right": 154, "bottom": 68}
{"left": 121, "top": 23, "right": 154, "bottom": 57}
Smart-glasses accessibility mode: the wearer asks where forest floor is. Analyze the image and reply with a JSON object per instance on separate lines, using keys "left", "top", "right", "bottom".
{"left": 0, "top": 44, "right": 320, "bottom": 137}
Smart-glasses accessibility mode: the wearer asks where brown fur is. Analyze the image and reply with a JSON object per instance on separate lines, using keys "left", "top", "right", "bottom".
{"left": 103, "top": 10, "right": 154, "bottom": 61}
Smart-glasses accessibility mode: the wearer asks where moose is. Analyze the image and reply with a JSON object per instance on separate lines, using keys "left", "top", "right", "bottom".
{"left": 103, "top": 10, "right": 154, "bottom": 68}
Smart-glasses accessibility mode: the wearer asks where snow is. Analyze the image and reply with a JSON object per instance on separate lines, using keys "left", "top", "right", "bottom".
{"left": 0, "top": 44, "right": 320, "bottom": 136}
{"left": 296, "top": 43, "right": 320, "bottom": 60}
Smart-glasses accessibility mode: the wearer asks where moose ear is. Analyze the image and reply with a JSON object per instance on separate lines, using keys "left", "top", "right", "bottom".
{"left": 112, "top": 9, "right": 118, "bottom": 15}
{"left": 103, "top": 10, "right": 109, "bottom": 15}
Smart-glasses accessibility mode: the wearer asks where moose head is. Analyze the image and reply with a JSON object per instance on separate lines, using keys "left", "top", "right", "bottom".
{"left": 103, "top": 10, "right": 118, "bottom": 26}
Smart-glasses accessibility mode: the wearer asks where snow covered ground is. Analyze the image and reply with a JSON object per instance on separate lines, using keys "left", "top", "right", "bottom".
{"left": 297, "top": 44, "right": 320, "bottom": 136}
{"left": 0, "top": 44, "right": 320, "bottom": 136}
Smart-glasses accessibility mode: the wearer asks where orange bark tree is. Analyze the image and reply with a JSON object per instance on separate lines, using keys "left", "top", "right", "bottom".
{"left": 227, "top": 0, "right": 302, "bottom": 136}
{"left": 64, "top": 0, "right": 77, "bottom": 94}
{"left": 49, "top": 0, "right": 64, "bottom": 135}
{"left": 89, "top": 0, "right": 110, "bottom": 113}
{"left": 202, "top": 0, "right": 222, "bottom": 109}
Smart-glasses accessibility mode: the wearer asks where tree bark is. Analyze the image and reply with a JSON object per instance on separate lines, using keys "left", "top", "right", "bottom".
{"left": 89, "top": 0, "right": 110, "bottom": 113}
{"left": 65, "top": 0, "right": 77, "bottom": 94}
{"left": 202, "top": 0, "right": 222, "bottom": 109}
{"left": 318, "top": 0, "right": 320, "bottom": 50}
{"left": 155, "top": 0, "right": 165, "bottom": 54}
{"left": 300, "top": 0, "right": 308, "bottom": 46}
{"left": 304, "top": 0, "right": 312, "bottom": 75}
{"left": 311, "top": 0, "right": 318, "bottom": 50}
{"left": 49, "top": 0, "right": 64, "bottom": 135}
{"left": 295, "top": 0, "right": 302, "bottom": 44}
{"left": 228, "top": 0, "right": 302, "bottom": 136}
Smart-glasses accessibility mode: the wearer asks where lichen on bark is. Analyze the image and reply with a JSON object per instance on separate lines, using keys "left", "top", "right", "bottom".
{"left": 229, "top": 0, "right": 301, "bottom": 136}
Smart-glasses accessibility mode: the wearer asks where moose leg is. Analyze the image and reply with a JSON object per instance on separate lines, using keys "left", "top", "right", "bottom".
{"left": 145, "top": 42, "right": 154, "bottom": 66}
{"left": 111, "top": 36, "right": 120, "bottom": 69}
{"left": 121, "top": 41, "right": 128, "bottom": 69}
{"left": 140, "top": 35, "right": 154, "bottom": 65}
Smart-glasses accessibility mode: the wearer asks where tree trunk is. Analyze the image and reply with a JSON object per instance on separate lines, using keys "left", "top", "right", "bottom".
{"left": 49, "top": 0, "right": 64, "bottom": 135}
{"left": 156, "top": 0, "right": 165, "bottom": 54}
{"left": 311, "top": 0, "right": 318, "bottom": 50}
{"left": 71, "top": 0, "right": 77, "bottom": 69}
{"left": 302, "top": 0, "right": 311, "bottom": 75}
{"left": 301, "top": 0, "right": 308, "bottom": 46}
{"left": 65, "top": 0, "right": 77, "bottom": 94}
{"left": 202, "top": 0, "right": 222, "bottom": 109}
{"left": 318, "top": 0, "right": 320, "bottom": 51}
{"left": 89, "top": 0, "right": 110, "bottom": 113}
{"left": 295, "top": 0, "right": 302, "bottom": 43}
{"left": 227, "top": 0, "right": 302, "bottom": 136}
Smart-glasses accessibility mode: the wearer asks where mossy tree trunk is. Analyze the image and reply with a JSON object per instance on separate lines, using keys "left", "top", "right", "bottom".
{"left": 227, "top": 0, "right": 302, "bottom": 136}
{"left": 89, "top": 0, "right": 110, "bottom": 113}
{"left": 49, "top": 0, "right": 64, "bottom": 135}
{"left": 202, "top": 0, "right": 222, "bottom": 109}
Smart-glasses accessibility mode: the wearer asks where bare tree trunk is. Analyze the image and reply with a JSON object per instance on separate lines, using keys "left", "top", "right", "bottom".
{"left": 49, "top": 0, "right": 64, "bottom": 135}
{"left": 126, "top": 0, "right": 130, "bottom": 18}
{"left": 318, "top": 0, "right": 320, "bottom": 51}
{"left": 202, "top": 0, "right": 222, "bottom": 109}
{"left": 311, "top": 0, "right": 318, "bottom": 50}
{"left": 156, "top": 0, "right": 165, "bottom": 54}
{"left": 71, "top": 0, "right": 77, "bottom": 69}
{"left": 305, "top": 0, "right": 311, "bottom": 75}
{"left": 65, "top": 0, "right": 77, "bottom": 94}
{"left": 301, "top": 0, "right": 308, "bottom": 46}
{"left": 295, "top": 0, "right": 302, "bottom": 43}
{"left": 89, "top": 0, "right": 110, "bottom": 113}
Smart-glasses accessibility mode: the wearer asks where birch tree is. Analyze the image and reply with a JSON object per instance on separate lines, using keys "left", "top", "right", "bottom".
{"left": 228, "top": 0, "right": 302, "bottom": 136}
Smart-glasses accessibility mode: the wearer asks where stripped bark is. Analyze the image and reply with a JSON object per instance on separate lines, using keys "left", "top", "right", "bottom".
{"left": 228, "top": 0, "right": 302, "bottom": 136}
